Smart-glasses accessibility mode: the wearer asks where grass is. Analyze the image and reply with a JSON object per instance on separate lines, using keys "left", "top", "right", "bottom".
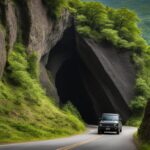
{"left": 134, "top": 132, "right": 150, "bottom": 150}
{"left": 0, "top": 43, "right": 85, "bottom": 143}
{"left": 0, "top": 92, "right": 85, "bottom": 143}
{"left": 0, "top": 99, "right": 85, "bottom": 143}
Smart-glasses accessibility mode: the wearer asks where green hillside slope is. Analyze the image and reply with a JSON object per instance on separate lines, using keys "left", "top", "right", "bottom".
{"left": 0, "top": 43, "right": 85, "bottom": 143}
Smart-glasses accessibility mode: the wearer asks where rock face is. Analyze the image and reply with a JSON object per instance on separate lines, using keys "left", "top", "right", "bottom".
{"left": 0, "top": 0, "right": 136, "bottom": 123}
{"left": 5, "top": 0, "right": 17, "bottom": 51}
{"left": 0, "top": 0, "right": 16, "bottom": 78}
{"left": 0, "top": 30, "right": 6, "bottom": 79}
{"left": 25, "top": 0, "right": 72, "bottom": 101}
{"left": 45, "top": 26, "right": 136, "bottom": 123}
{"left": 76, "top": 37, "right": 136, "bottom": 122}
{"left": 0, "top": 0, "right": 71, "bottom": 100}
{"left": 27, "top": 0, "right": 71, "bottom": 58}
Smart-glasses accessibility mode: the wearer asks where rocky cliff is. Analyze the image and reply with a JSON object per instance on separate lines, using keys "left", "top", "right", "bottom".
{"left": 0, "top": 0, "right": 71, "bottom": 101}
{"left": 43, "top": 25, "right": 136, "bottom": 123}
{"left": 76, "top": 37, "right": 136, "bottom": 122}
{"left": 0, "top": 0, "right": 136, "bottom": 124}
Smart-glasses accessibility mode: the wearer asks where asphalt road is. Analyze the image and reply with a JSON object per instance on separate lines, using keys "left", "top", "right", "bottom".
{"left": 0, "top": 126, "right": 137, "bottom": 150}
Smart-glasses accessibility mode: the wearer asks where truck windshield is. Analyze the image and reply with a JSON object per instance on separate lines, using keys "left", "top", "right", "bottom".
{"left": 102, "top": 115, "right": 119, "bottom": 121}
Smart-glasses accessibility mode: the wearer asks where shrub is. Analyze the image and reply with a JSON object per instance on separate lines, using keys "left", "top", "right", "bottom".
{"left": 77, "top": 26, "right": 92, "bottom": 37}
{"left": 136, "top": 78, "right": 150, "bottom": 99}
{"left": 130, "top": 96, "right": 147, "bottom": 113}
{"left": 67, "top": 0, "right": 83, "bottom": 10}
{"left": 101, "top": 29, "right": 120, "bottom": 45}
{"left": 43, "top": 0, "right": 66, "bottom": 19}
{"left": 76, "top": 15, "right": 87, "bottom": 25}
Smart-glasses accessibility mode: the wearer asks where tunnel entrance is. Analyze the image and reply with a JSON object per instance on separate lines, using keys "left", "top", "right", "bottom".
{"left": 45, "top": 25, "right": 98, "bottom": 124}
{"left": 44, "top": 25, "right": 131, "bottom": 124}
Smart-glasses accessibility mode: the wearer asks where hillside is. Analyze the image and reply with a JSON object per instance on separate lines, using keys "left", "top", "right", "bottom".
{"left": 95, "top": 0, "right": 150, "bottom": 44}
{"left": 0, "top": 0, "right": 150, "bottom": 145}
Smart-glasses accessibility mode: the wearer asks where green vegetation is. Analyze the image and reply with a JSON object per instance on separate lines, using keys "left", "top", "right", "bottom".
{"left": 95, "top": 0, "right": 150, "bottom": 44}
{"left": 42, "top": 0, "right": 67, "bottom": 19}
{"left": 68, "top": 0, "right": 147, "bottom": 51}
{"left": 126, "top": 114, "right": 143, "bottom": 127}
{"left": 134, "top": 133, "right": 150, "bottom": 150}
{"left": 0, "top": 43, "right": 85, "bottom": 143}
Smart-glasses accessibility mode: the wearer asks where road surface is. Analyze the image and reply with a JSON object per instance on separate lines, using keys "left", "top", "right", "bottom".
{"left": 0, "top": 126, "right": 137, "bottom": 150}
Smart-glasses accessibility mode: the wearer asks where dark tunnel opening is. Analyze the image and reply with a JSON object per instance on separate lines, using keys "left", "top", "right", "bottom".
{"left": 45, "top": 25, "right": 99, "bottom": 124}
{"left": 44, "top": 25, "right": 127, "bottom": 124}
{"left": 54, "top": 55, "right": 116, "bottom": 124}
{"left": 55, "top": 57, "right": 97, "bottom": 123}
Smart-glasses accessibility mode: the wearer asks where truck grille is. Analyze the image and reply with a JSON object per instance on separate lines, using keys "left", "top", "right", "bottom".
{"left": 102, "top": 123, "right": 114, "bottom": 127}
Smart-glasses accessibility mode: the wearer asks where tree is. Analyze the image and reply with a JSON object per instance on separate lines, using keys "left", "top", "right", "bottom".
{"left": 43, "top": 0, "right": 66, "bottom": 19}
{"left": 79, "top": 2, "right": 110, "bottom": 31}
{"left": 108, "top": 8, "right": 140, "bottom": 41}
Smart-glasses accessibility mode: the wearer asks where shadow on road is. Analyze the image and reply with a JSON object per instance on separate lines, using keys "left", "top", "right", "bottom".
{"left": 89, "top": 131, "right": 119, "bottom": 135}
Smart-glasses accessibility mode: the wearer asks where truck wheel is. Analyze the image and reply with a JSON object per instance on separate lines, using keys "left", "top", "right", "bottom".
{"left": 117, "top": 129, "right": 120, "bottom": 135}
{"left": 98, "top": 130, "right": 102, "bottom": 134}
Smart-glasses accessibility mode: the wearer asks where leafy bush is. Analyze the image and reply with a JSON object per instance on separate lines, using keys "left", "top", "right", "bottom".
{"left": 43, "top": 0, "right": 66, "bottom": 19}
{"left": 76, "top": 15, "right": 87, "bottom": 25}
{"left": 101, "top": 29, "right": 120, "bottom": 45}
{"left": 130, "top": 96, "right": 147, "bottom": 113}
{"left": 79, "top": 2, "right": 109, "bottom": 30}
{"left": 136, "top": 78, "right": 150, "bottom": 99}
{"left": 67, "top": 0, "right": 83, "bottom": 10}
{"left": 132, "top": 52, "right": 150, "bottom": 114}
{"left": 77, "top": 26, "right": 92, "bottom": 37}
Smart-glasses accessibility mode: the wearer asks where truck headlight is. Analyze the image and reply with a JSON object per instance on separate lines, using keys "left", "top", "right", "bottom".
{"left": 114, "top": 124, "right": 118, "bottom": 127}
